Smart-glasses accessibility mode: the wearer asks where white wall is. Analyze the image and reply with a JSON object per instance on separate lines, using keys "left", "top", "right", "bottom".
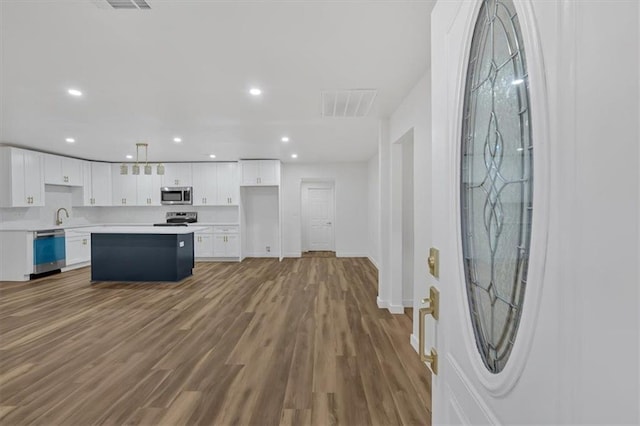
{"left": 401, "top": 138, "right": 414, "bottom": 306}
{"left": 0, "top": 185, "right": 101, "bottom": 228}
{"left": 281, "top": 162, "right": 368, "bottom": 257}
{"left": 241, "top": 186, "right": 279, "bottom": 257}
{"left": 378, "top": 72, "right": 431, "bottom": 325}
{"left": 367, "top": 154, "right": 380, "bottom": 268}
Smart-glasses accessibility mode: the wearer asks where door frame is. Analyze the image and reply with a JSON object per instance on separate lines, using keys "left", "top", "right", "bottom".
{"left": 300, "top": 179, "right": 336, "bottom": 253}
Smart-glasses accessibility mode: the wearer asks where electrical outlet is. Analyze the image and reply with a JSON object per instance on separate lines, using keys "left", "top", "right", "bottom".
{"left": 266, "top": 246, "right": 271, "bottom": 253}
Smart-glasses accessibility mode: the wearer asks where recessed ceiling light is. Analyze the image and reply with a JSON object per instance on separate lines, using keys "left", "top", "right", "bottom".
{"left": 511, "top": 79, "right": 524, "bottom": 85}
{"left": 291, "top": 154, "right": 298, "bottom": 159}
{"left": 126, "top": 155, "right": 133, "bottom": 159}
{"left": 249, "top": 87, "right": 262, "bottom": 96}
{"left": 67, "top": 88, "right": 83, "bottom": 97}
{"left": 65, "top": 138, "right": 75, "bottom": 143}
{"left": 281, "top": 136, "right": 290, "bottom": 142}
{"left": 173, "top": 137, "right": 182, "bottom": 143}
{"left": 209, "top": 154, "right": 216, "bottom": 159}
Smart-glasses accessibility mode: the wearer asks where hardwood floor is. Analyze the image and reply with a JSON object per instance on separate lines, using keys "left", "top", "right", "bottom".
{"left": 0, "top": 258, "right": 431, "bottom": 425}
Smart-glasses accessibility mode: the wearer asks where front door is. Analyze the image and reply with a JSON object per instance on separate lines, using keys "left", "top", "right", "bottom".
{"left": 429, "top": 0, "right": 640, "bottom": 424}
{"left": 429, "top": 0, "right": 557, "bottom": 423}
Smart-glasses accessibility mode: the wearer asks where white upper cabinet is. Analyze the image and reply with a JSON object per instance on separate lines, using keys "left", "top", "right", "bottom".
{"left": 240, "top": 160, "right": 280, "bottom": 186}
{"left": 90, "top": 162, "right": 113, "bottom": 206}
{"left": 216, "top": 162, "right": 239, "bottom": 204}
{"left": 111, "top": 164, "right": 137, "bottom": 206}
{"left": 136, "top": 173, "right": 162, "bottom": 206}
{"left": 192, "top": 162, "right": 239, "bottom": 205}
{"left": 161, "top": 163, "right": 192, "bottom": 187}
{"left": 44, "top": 154, "right": 82, "bottom": 186}
{"left": 75, "top": 161, "right": 112, "bottom": 206}
{"left": 192, "top": 163, "right": 217, "bottom": 206}
{"left": 0, "top": 147, "right": 44, "bottom": 207}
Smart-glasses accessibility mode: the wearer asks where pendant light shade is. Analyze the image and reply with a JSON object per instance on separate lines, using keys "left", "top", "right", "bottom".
{"left": 119, "top": 142, "right": 164, "bottom": 176}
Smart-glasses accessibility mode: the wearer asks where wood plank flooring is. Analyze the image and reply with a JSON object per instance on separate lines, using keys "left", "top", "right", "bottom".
{"left": 0, "top": 258, "right": 431, "bottom": 425}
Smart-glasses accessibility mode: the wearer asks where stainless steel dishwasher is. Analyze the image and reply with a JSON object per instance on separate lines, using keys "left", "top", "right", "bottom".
{"left": 33, "top": 229, "right": 66, "bottom": 274}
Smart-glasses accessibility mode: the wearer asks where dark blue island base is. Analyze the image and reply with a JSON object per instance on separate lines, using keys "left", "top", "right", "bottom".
{"left": 91, "top": 233, "right": 195, "bottom": 282}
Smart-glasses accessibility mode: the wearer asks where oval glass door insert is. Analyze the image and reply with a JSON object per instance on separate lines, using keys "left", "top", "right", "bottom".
{"left": 460, "top": 0, "right": 533, "bottom": 374}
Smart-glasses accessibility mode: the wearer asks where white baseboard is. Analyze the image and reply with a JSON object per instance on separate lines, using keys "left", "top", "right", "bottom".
{"left": 62, "top": 261, "right": 90, "bottom": 272}
{"left": 336, "top": 252, "right": 367, "bottom": 258}
{"left": 377, "top": 297, "right": 405, "bottom": 315}
{"left": 242, "top": 253, "right": 279, "bottom": 258}
{"left": 403, "top": 299, "right": 414, "bottom": 307}
{"left": 388, "top": 304, "right": 405, "bottom": 314}
{"left": 410, "top": 333, "right": 419, "bottom": 354}
{"left": 195, "top": 257, "right": 240, "bottom": 263}
{"left": 283, "top": 252, "right": 301, "bottom": 258}
{"left": 368, "top": 256, "right": 379, "bottom": 270}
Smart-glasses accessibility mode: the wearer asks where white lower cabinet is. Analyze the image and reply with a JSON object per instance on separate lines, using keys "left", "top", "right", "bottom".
{"left": 65, "top": 230, "right": 91, "bottom": 269}
{"left": 214, "top": 234, "right": 239, "bottom": 257}
{"left": 194, "top": 229, "right": 214, "bottom": 258}
{"left": 213, "top": 226, "right": 239, "bottom": 258}
{"left": 194, "top": 226, "right": 239, "bottom": 260}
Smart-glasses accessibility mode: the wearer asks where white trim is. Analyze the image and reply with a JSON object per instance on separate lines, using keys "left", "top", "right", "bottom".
{"left": 336, "top": 252, "right": 367, "bottom": 258}
{"left": 367, "top": 256, "right": 379, "bottom": 270}
{"left": 283, "top": 252, "right": 301, "bottom": 258}
{"left": 402, "top": 299, "right": 413, "bottom": 307}
{"left": 387, "top": 303, "right": 404, "bottom": 314}
{"left": 410, "top": 333, "right": 419, "bottom": 354}
{"left": 61, "top": 261, "right": 90, "bottom": 272}
{"left": 242, "top": 253, "right": 280, "bottom": 258}
{"left": 376, "top": 297, "right": 403, "bottom": 315}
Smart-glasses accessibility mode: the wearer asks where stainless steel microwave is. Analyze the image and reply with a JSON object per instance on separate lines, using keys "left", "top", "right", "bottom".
{"left": 160, "top": 186, "right": 192, "bottom": 205}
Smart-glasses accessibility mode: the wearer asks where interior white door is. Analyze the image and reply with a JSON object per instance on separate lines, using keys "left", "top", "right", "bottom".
{"left": 303, "top": 183, "right": 334, "bottom": 252}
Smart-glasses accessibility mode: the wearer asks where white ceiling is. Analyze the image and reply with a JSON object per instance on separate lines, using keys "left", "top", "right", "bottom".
{"left": 0, "top": 0, "right": 434, "bottom": 164}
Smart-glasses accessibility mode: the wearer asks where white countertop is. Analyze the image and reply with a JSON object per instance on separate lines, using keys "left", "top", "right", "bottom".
{"left": 0, "top": 222, "right": 239, "bottom": 232}
{"left": 83, "top": 225, "right": 209, "bottom": 235}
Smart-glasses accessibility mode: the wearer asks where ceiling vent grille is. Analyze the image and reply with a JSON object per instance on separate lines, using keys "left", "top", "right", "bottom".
{"left": 321, "top": 89, "right": 377, "bottom": 118}
{"left": 99, "top": 0, "right": 151, "bottom": 10}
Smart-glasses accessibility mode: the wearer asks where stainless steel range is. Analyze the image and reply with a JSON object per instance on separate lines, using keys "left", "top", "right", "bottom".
{"left": 153, "top": 212, "right": 197, "bottom": 227}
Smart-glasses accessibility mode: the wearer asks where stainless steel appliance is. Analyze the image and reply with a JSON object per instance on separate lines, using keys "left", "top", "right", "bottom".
{"left": 33, "top": 229, "right": 66, "bottom": 274}
{"left": 153, "top": 211, "right": 197, "bottom": 227}
{"left": 160, "top": 187, "right": 192, "bottom": 205}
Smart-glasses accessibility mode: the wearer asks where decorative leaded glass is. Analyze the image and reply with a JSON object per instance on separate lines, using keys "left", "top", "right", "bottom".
{"left": 460, "top": 0, "right": 533, "bottom": 374}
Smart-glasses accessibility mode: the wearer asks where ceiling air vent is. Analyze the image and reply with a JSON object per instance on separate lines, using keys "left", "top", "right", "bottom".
{"left": 97, "top": 0, "right": 151, "bottom": 10}
{"left": 321, "top": 89, "right": 377, "bottom": 118}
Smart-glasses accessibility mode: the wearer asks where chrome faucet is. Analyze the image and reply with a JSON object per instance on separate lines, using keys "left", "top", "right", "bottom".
{"left": 56, "top": 207, "right": 69, "bottom": 226}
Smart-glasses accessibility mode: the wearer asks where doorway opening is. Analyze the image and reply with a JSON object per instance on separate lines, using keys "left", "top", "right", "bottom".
{"left": 300, "top": 180, "right": 335, "bottom": 256}
{"left": 391, "top": 129, "right": 415, "bottom": 311}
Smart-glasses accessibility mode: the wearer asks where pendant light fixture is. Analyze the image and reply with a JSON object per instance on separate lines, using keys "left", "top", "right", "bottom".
{"left": 119, "top": 143, "right": 165, "bottom": 175}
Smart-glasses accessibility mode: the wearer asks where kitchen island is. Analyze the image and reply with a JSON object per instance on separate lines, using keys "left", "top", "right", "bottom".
{"left": 88, "top": 226, "right": 207, "bottom": 282}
